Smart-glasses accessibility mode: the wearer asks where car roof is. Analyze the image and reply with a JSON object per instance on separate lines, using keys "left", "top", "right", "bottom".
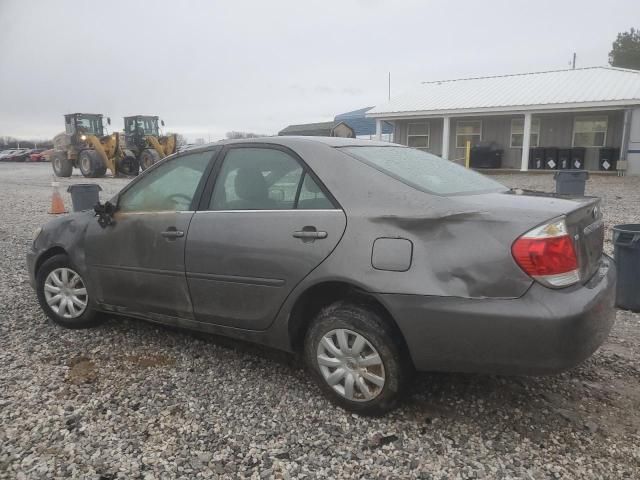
{"left": 183, "top": 136, "right": 400, "bottom": 154}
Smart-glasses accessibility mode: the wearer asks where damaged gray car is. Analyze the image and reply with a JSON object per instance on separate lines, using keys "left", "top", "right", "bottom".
{"left": 27, "top": 137, "right": 616, "bottom": 415}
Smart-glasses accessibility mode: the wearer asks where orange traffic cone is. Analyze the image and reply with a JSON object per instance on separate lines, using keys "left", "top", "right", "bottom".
{"left": 49, "top": 181, "right": 67, "bottom": 214}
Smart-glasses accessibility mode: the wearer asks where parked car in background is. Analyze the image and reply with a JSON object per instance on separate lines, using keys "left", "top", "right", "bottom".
{"left": 39, "top": 149, "right": 54, "bottom": 162}
{"left": 27, "top": 137, "right": 615, "bottom": 415}
{"left": 0, "top": 148, "right": 31, "bottom": 162}
{"left": 0, "top": 149, "right": 19, "bottom": 161}
{"left": 28, "top": 149, "right": 46, "bottom": 161}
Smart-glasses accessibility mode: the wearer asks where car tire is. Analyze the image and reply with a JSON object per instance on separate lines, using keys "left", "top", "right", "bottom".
{"left": 79, "top": 150, "right": 106, "bottom": 178}
{"left": 139, "top": 148, "right": 160, "bottom": 171}
{"left": 36, "top": 254, "right": 103, "bottom": 329}
{"left": 304, "top": 300, "right": 411, "bottom": 415}
{"left": 51, "top": 151, "right": 72, "bottom": 177}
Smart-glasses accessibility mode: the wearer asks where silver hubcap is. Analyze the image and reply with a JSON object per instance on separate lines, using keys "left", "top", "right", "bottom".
{"left": 44, "top": 268, "right": 88, "bottom": 319}
{"left": 81, "top": 155, "right": 90, "bottom": 172}
{"left": 316, "top": 329, "right": 386, "bottom": 402}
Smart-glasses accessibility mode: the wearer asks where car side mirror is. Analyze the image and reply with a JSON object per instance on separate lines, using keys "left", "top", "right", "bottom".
{"left": 94, "top": 200, "right": 117, "bottom": 228}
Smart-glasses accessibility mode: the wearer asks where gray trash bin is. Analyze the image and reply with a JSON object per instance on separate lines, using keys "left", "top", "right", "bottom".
{"left": 554, "top": 170, "right": 589, "bottom": 195}
{"left": 67, "top": 184, "right": 102, "bottom": 212}
{"left": 613, "top": 224, "right": 640, "bottom": 312}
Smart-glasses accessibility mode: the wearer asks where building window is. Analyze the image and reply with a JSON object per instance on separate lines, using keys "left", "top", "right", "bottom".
{"left": 407, "top": 122, "right": 430, "bottom": 149}
{"left": 510, "top": 117, "right": 540, "bottom": 148}
{"left": 456, "top": 120, "right": 481, "bottom": 148}
{"left": 573, "top": 116, "right": 608, "bottom": 147}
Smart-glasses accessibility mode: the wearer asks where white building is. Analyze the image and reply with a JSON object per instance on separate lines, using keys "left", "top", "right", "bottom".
{"left": 368, "top": 67, "right": 640, "bottom": 174}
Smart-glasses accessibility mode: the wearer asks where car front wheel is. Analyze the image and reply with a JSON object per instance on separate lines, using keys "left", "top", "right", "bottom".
{"left": 304, "top": 301, "right": 411, "bottom": 415}
{"left": 36, "top": 254, "right": 102, "bottom": 329}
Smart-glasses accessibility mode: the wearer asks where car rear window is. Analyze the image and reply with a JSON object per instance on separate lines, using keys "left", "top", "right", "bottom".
{"left": 341, "top": 146, "right": 508, "bottom": 196}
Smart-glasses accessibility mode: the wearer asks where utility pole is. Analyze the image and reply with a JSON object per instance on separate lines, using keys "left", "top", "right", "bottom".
{"left": 388, "top": 72, "right": 391, "bottom": 101}
{"left": 572, "top": 52, "right": 576, "bottom": 69}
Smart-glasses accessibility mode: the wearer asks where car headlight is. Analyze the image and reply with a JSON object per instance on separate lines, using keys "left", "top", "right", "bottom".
{"left": 80, "top": 134, "right": 87, "bottom": 141}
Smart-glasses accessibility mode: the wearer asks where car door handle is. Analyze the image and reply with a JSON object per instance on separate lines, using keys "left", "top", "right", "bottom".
{"left": 293, "top": 230, "right": 327, "bottom": 240}
{"left": 161, "top": 228, "right": 184, "bottom": 239}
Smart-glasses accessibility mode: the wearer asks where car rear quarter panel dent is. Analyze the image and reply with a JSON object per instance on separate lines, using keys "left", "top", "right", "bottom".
{"left": 341, "top": 211, "right": 533, "bottom": 298}
{"left": 279, "top": 140, "right": 535, "bottom": 300}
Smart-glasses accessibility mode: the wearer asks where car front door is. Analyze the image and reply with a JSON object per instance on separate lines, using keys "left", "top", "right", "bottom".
{"left": 85, "top": 149, "right": 216, "bottom": 319}
{"left": 185, "top": 145, "right": 347, "bottom": 330}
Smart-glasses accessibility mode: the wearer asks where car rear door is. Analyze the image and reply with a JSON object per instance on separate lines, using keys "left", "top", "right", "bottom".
{"left": 185, "top": 144, "right": 346, "bottom": 330}
{"left": 85, "top": 149, "right": 217, "bottom": 319}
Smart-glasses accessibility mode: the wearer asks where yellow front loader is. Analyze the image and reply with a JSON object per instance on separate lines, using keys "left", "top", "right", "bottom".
{"left": 51, "top": 113, "right": 138, "bottom": 178}
{"left": 123, "top": 115, "right": 178, "bottom": 171}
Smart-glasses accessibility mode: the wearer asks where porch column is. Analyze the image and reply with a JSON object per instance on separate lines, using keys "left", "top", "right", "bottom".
{"left": 442, "top": 116, "right": 451, "bottom": 160}
{"left": 387, "top": 120, "right": 396, "bottom": 143}
{"left": 375, "top": 119, "right": 382, "bottom": 140}
{"left": 520, "top": 112, "right": 532, "bottom": 171}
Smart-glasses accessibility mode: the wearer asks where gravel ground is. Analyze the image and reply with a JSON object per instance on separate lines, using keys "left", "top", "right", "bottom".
{"left": 1, "top": 163, "right": 639, "bottom": 479}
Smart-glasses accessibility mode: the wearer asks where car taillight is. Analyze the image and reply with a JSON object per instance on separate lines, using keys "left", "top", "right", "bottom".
{"left": 511, "top": 218, "right": 580, "bottom": 288}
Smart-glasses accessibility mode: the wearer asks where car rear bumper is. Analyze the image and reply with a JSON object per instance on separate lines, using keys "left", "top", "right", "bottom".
{"left": 380, "top": 255, "right": 616, "bottom": 375}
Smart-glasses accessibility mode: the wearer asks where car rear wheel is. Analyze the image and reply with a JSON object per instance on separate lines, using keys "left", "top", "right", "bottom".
{"left": 304, "top": 301, "right": 411, "bottom": 415}
{"left": 36, "top": 254, "right": 102, "bottom": 329}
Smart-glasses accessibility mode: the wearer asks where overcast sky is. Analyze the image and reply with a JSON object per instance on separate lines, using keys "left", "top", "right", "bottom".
{"left": 1, "top": 0, "right": 638, "bottom": 142}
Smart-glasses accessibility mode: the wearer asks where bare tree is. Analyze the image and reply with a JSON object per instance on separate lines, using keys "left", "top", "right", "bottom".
{"left": 0, "top": 136, "right": 53, "bottom": 149}
{"left": 168, "top": 133, "right": 188, "bottom": 147}
{"left": 225, "top": 131, "right": 264, "bottom": 139}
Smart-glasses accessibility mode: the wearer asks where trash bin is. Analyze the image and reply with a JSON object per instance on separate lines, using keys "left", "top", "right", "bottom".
{"left": 599, "top": 147, "right": 619, "bottom": 171}
{"left": 470, "top": 142, "right": 503, "bottom": 168}
{"left": 558, "top": 148, "right": 572, "bottom": 170}
{"left": 529, "top": 147, "right": 545, "bottom": 169}
{"left": 570, "top": 147, "right": 586, "bottom": 169}
{"left": 67, "top": 184, "right": 102, "bottom": 212}
{"left": 554, "top": 170, "right": 589, "bottom": 195}
{"left": 613, "top": 224, "right": 640, "bottom": 312}
{"left": 545, "top": 147, "right": 559, "bottom": 170}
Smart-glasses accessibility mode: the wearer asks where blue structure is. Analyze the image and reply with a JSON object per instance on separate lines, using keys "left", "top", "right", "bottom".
{"left": 334, "top": 107, "right": 393, "bottom": 137}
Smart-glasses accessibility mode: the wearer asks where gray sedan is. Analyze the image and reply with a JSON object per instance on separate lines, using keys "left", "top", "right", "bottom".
{"left": 27, "top": 137, "right": 615, "bottom": 415}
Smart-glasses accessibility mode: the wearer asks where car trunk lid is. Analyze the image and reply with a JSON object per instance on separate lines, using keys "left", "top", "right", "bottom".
{"left": 564, "top": 197, "right": 604, "bottom": 283}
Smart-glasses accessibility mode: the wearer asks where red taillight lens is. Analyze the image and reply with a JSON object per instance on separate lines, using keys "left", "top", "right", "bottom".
{"left": 511, "top": 218, "right": 580, "bottom": 288}
{"left": 512, "top": 235, "right": 577, "bottom": 275}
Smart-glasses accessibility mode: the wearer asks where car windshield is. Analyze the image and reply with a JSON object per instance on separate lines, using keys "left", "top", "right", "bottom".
{"left": 341, "top": 146, "right": 508, "bottom": 196}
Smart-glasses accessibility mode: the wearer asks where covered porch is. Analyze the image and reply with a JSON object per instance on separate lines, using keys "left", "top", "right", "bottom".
{"left": 373, "top": 108, "right": 628, "bottom": 172}
{"left": 366, "top": 68, "right": 640, "bottom": 174}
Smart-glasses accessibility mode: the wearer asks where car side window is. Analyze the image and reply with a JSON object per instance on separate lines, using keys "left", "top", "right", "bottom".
{"left": 210, "top": 148, "right": 304, "bottom": 210}
{"left": 297, "top": 173, "right": 333, "bottom": 209}
{"left": 118, "top": 151, "right": 211, "bottom": 212}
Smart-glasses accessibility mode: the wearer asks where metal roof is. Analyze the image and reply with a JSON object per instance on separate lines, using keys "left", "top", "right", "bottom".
{"left": 334, "top": 107, "right": 393, "bottom": 135}
{"left": 124, "top": 115, "right": 159, "bottom": 119}
{"left": 368, "top": 67, "right": 640, "bottom": 118}
{"left": 278, "top": 121, "right": 334, "bottom": 136}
